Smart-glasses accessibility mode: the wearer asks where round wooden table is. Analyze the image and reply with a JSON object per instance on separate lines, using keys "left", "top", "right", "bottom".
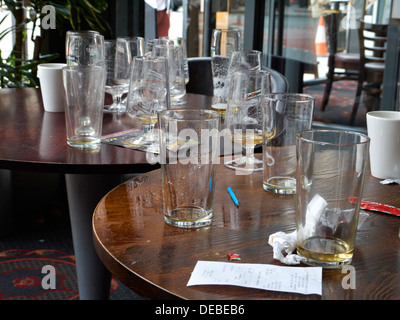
{"left": 0, "top": 88, "right": 211, "bottom": 299}
{"left": 93, "top": 163, "right": 400, "bottom": 300}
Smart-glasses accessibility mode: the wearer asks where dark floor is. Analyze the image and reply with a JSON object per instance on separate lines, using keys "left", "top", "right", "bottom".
{"left": 0, "top": 80, "right": 370, "bottom": 300}
{"left": 304, "top": 80, "right": 368, "bottom": 129}
{"left": 0, "top": 171, "right": 142, "bottom": 300}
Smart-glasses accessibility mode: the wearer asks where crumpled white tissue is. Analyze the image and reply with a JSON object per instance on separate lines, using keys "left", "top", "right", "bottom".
{"left": 268, "top": 194, "right": 327, "bottom": 265}
{"left": 268, "top": 193, "right": 370, "bottom": 265}
{"left": 380, "top": 179, "right": 400, "bottom": 185}
{"left": 268, "top": 230, "right": 305, "bottom": 265}
{"left": 268, "top": 194, "right": 328, "bottom": 265}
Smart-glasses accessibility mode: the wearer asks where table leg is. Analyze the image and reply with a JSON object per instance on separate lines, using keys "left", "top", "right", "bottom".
{"left": 65, "top": 173, "right": 123, "bottom": 300}
{"left": 0, "top": 169, "right": 12, "bottom": 237}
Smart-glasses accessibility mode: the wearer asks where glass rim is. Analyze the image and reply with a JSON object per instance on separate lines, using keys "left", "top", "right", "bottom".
{"left": 231, "top": 69, "right": 270, "bottom": 76}
{"left": 153, "top": 43, "right": 180, "bottom": 49}
{"left": 232, "top": 49, "right": 261, "bottom": 54}
{"left": 263, "top": 93, "right": 315, "bottom": 102}
{"left": 297, "top": 129, "right": 370, "bottom": 146}
{"left": 212, "top": 28, "right": 241, "bottom": 34}
{"left": 116, "top": 36, "right": 144, "bottom": 41}
{"left": 367, "top": 110, "right": 400, "bottom": 120}
{"left": 66, "top": 33, "right": 103, "bottom": 39}
{"left": 66, "top": 30, "right": 100, "bottom": 35}
{"left": 160, "top": 36, "right": 185, "bottom": 41}
{"left": 132, "top": 56, "right": 168, "bottom": 63}
{"left": 62, "top": 65, "right": 105, "bottom": 73}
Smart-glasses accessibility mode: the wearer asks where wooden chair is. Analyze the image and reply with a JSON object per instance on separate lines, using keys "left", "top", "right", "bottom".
{"left": 350, "top": 20, "right": 388, "bottom": 125}
{"left": 186, "top": 57, "right": 289, "bottom": 96}
{"left": 320, "top": 12, "right": 360, "bottom": 112}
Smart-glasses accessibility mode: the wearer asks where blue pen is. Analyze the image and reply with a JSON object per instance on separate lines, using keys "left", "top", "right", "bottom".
{"left": 227, "top": 187, "right": 239, "bottom": 207}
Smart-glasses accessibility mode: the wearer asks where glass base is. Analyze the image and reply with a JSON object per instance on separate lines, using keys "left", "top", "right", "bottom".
{"left": 171, "top": 93, "right": 187, "bottom": 106}
{"left": 67, "top": 138, "right": 101, "bottom": 150}
{"left": 299, "top": 255, "right": 353, "bottom": 269}
{"left": 105, "top": 103, "right": 126, "bottom": 113}
{"left": 127, "top": 132, "right": 159, "bottom": 152}
{"left": 164, "top": 207, "right": 212, "bottom": 228}
{"left": 172, "top": 98, "right": 187, "bottom": 106}
{"left": 130, "top": 132, "right": 158, "bottom": 144}
{"left": 297, "top": 237, "right": 354, "bottom": 269}
{"left": 224, "top": 156, "right": 263, "bottom": 172}
{"left": 263, "top": 177, "right": 296, "bottom": 194}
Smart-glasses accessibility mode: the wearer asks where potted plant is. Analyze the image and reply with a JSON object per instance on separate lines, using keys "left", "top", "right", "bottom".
{"left": 0, "top": 0, "right": 110, "bottom": 234}
{"left": 0, "top": 0, "right": 109, "bottom": 88}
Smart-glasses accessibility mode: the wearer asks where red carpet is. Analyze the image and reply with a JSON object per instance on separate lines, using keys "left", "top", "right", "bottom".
{"left": 304, "top": 80, "right": 368, "bottom": 128}
{"left": 0, "top": 249, "right": 118, "bottom": 300}
{"left": 0, "top": 180, "right": 142, "bottom": 301}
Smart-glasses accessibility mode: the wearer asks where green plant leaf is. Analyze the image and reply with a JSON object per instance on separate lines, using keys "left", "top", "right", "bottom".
{"left": 1, "top": 0, "right": 109, "bottom": 88}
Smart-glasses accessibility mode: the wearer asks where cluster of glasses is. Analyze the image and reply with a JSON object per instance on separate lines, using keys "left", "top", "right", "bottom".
{"left": 209, "top": 29, "right": 274, "bottom": 172}
{"left": 65, "top": 31, "right": 190, "bottom": 148}
{"left": 104, "top": 37, "right": 145, "bottom": 112}
{"left": 125, "top": 37, "right": 189, "bottom": 147}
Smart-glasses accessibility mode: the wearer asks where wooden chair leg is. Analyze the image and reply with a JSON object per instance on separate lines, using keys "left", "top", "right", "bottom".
{"left": 321, "top": 76, "right": 333, "bottom": 111}
{"left": 350, "top": 79, "right": 364, "bottom": 125}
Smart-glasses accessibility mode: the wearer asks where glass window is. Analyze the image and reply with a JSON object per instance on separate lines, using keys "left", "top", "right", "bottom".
{"left": 161, "top": 0, "right": 398, "bottom": 119}
{"left": 169, "top": 0, "right": 246, "bottom": 57}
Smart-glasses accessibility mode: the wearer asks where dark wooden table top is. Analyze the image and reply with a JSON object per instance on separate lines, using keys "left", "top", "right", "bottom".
{"left": 0, "top": 88, "right": 212, "bottom": 174}
{"left": 93, "top": 163, "right": 400, "bottom": 300}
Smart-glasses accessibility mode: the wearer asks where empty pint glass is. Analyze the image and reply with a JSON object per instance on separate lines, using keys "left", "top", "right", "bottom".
{"left": 263, "top": 93, "right": 314, "bottom": 194}
{"left": 159, "top": 109, "right": 221, "bottom": 228}
{"left": 210, "top": 29, "right": 241, "bottom": 115}
{"left": 65, "top": 30, "right": 104, "bottom": 66}
{"left": 63, "top": 66, "right": 106, "bottom": 150}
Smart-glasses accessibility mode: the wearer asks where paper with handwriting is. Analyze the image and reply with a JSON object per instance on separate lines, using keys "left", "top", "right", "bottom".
{"left": 187, "top": 261, "right": 322, "bottom": 296}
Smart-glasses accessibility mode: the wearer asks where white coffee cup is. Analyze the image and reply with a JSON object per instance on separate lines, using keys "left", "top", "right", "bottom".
{"left": 366, "top": 111, "right": 400, "bottom": 179}
{"left": 37, "top": 63, "right": 67, "bottom": 112}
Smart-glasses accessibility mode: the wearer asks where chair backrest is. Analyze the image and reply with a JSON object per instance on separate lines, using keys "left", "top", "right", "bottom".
{"left": 187, "top": 57, "right": 213, "bottom": 96}
{"left": 324, "top": 1, "right": 366, "bottom": 55}
{"left": 186, "top": 57, "right": 289, "bottom": 96}
{"left": 358, "top": 20, "right": 388, "bottom": 65}
{"left": 324, "top": 12, "right": 347, "bottom": 55}
{"left": 264, "top": 66, "right": 289, "bottom": 93}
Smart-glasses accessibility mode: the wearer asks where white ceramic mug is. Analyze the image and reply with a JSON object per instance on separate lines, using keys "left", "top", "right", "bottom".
{"left": 366, "top": 111, "right": 400, "bottom": 179}
{"left": 37, "top": 63, "right": 67, "bottom": 112}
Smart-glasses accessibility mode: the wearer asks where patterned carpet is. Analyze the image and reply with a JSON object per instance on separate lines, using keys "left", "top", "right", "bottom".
{"left": 0, "top": 172, "right": 142, "bottom": 300}
{"left": 0, "top": 80, "right": 366, "bottom": 300}
{"left": 0, "top": 249, "right": 87, "bottom": 300}
{"left": 304, "top": 80, "right": 368, "bottom": 128}
{"left": 0, "top": 238, "right": 137, "bottom": 300}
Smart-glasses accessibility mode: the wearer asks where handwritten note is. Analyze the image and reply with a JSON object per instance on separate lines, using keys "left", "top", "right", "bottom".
{"left": 187, "top": 261, "right": 322, "bottom": 296}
